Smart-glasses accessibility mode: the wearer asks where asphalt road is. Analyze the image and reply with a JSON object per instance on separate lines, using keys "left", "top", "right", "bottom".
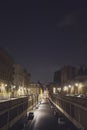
{"left": 25, "top": 99, "right": 57, "bottom": 130}
{"left": 25, "top": 99, "right": 78, "bottom": 130}
{"left": 9, "top": 98, "right": 79, "bottom": 130}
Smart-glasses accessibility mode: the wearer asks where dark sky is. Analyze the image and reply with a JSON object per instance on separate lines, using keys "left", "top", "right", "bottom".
{"left": 0, "top": 1, "right": 87, "bottom": 83}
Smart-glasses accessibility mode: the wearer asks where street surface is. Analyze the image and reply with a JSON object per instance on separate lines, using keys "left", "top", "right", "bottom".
{"left": 25, "top": 99, "right": 78, "bottom": 130}
{"left": 26, "top": 99, "right": 58, "bottom": 130}
{"left": 9, "top": 98, "right": 79, "bottom": 130}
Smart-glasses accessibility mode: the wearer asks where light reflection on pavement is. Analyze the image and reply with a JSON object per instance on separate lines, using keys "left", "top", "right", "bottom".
{"left": 25, "top": 99, "right": 58, "bottom": 130}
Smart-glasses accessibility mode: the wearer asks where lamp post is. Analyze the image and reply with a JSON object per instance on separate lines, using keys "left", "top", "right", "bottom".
{"left": 68, "top": 85, "right": 71, "bottom": 95}
{"left": 10, "top": 85, "right": 15, "bottom": 98}
{"left": 75, "top": 83, "right": 79, "bottom": 95}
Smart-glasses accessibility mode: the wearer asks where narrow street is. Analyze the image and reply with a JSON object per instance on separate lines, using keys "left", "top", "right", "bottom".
{"left": 26, "top": 99, "right": 58, "bottom": 130}
{"left": 25, "top": 99, "right": 78, "bottom": 130}
{"left": 9, "top": 98, "right": 79, "bottom": 130}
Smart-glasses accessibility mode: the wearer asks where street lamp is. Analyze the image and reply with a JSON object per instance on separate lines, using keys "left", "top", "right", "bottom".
{"left": 69, "top": 85, "right": 71, "bottom": 88}
{"left": 53, "top": 87, "right": 56, "bottom": 94}
{"left": 75, "top": 83, "right": 79, "bottom": 95}
{"left": 63, "top": 86, "right": 68, "bottom": 95}
{"left": 75, "top": 83, "right": 79, "bottom": 87}
{"left": 57, "top": 87, "right": 61, "bottom": 93}
{"left": 68, "top": 85, "right": 71, "bottom": 95}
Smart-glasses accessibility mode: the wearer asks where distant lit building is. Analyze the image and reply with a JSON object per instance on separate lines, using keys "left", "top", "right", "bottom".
{"left": 53, "top": 70, "right": 61, "bottom": 85}
{"left": 61, "top": 65, "right": 87, "bottom": 95}
{"left": 50, "top": 65, "right": 87, "bottom": 96}
{"left": 74, "top": 65, "right": 87, "bottom": 95}
{"left": 13, "top": 64, "right": 31, "bottom": 96}
{"left": 61, "top": 65, "right": 77, "bottom": 85}
{"left": 28, "top": 82, "right": 43, "bottom": 105}
{"left": 0, "top": 48, "right": 14, "bottom": 98}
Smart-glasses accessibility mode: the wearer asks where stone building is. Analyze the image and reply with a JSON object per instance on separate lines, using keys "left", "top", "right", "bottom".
{"left": 61, "top": 65, "right": 77, "bottom": 86}
{"left": 13, "top": 64, "right": 31, "bottom": 96}
{"left": 53, "top": 70, "right": 61, "bottom": 85}
{"left": 0, "top": 48, "right": 14, "bottom": 98}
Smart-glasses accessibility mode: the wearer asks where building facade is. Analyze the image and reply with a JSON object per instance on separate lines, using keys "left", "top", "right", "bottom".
{"left": 0, "top": 48, "right": 14, "bottom": 99}
{"left": 61, "top": 65, "right": 77, "bottom": 86}
{"left": 13, "top": 64, "right": 31, "bottom": 96}
{"left": 53, "top": 70, "right": 61, "bottom": 85}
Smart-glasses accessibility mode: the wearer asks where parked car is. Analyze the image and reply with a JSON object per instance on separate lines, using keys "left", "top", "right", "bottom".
{"left": 27, "top": 112, "right": 34, "bottom": 120}
{"left": 77, "top": 94, "right": 87, "bottom": 98}
{"left": 58, "top": 117, "right": 66, "bottom": 125}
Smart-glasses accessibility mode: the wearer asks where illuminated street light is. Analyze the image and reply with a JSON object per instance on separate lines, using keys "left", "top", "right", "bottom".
{"left": 5, "top": 84, "right": 7, "bottom": 87}
{"left": 75, "top": 83, "right": 79, "bottom": 87}
{"left": 74, "top": 83, "right": 79, "bottom": 95}
{"left": 53, "top": 87, "right": 56, "bottom": 93}
{"left": 69, "top": 85, "right": 71, "bottom": 88}
{"left": 57, "top": 87, "right": 61, "bottom": 93}
{"left": 17, "top": 86, "right": 24, "bottom": 96}
{"left": 63, "top": 86, "right": 68, "bottom": 91}
{"left": 13, "top": 85, "right": 16, "bottom": 89}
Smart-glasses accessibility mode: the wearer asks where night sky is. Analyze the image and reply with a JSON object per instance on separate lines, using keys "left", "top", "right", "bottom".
{"left": 0, "top": 1, "right": 87, "bottom": 83}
